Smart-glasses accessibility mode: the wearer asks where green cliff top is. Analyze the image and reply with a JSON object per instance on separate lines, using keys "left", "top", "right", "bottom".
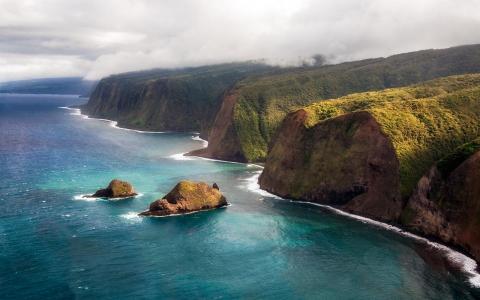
{"left": 437, "top": 137, "right": 480, "bottom": 178}
{"left": 301, "top": 74, "right": 480, "bottom": 196}
{"left": 230, "top": 44, "right": 480, "bottom": 162}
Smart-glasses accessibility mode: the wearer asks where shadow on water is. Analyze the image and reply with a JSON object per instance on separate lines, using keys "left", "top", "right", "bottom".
{"left": 259, "top": 196, "right": 480, "bottom": 299}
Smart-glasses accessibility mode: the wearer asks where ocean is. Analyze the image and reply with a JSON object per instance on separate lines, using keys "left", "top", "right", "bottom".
{"left": 0, "top": 94, "right": 478, "bottom": 299}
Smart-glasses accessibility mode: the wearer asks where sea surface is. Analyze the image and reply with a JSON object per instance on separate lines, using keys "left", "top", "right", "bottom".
{"left": 1, "top": 94, "right": 479, "bottom": 299}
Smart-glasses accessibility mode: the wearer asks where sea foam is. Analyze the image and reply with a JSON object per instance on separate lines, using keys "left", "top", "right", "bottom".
{"left": 59, "top": 106, "right": 165, "bottom": 133}
{"left": 245, "top": 171, "right": 480, "bottom": 287}
{"left": 168, "top": 152, "right": 195, "bottom": 160}
{"left": 120, "top": 211, "right": 143, "bottom": 222}
{"left": 73, "top": 193, "right": 143, "bottom": 201}
{"left": 191, "top": 135, "right": 209, "bottom": 147}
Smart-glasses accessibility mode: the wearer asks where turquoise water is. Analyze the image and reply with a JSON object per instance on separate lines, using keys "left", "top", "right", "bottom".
{"left": 0, "top": 94, "right": 479, "bottom": 299}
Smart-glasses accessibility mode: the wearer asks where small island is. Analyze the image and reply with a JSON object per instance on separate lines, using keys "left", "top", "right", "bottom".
{"left": 139, "top": 181, "right": 227, "bottom": 216}
{"left": 85, "top": 179, "right": 137, "bottom": 199}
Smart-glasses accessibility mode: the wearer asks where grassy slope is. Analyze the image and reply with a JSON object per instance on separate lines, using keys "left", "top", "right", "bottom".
{"left": 300, "top": 74, "right": 480, "bottom": 196}
{"left": 83, "top": 62, "right": 273, "bottom": 133}
{"left": 437, "top": 137, "right": 480, "bottom": 178}
{"left": 231, "top": 44, "right": 480, "bottom": 161}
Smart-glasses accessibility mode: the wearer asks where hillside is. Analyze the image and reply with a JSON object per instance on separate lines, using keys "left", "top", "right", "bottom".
{"left": 192, "top": 44, "right": 480, "bottom": 162}
{"left": 81, "top": 63, "right": 273, "bottom": 135}
{"left": 260, "top": 73, "right": 480, "bottom": 208}
{"left": 259, "top": 74, "right": 480, "bottom": 261}
{"left": 403, "top": 139, "right": 480, "bottom": 261}
{"left": 0, "top": 77, "right": 95, "bottom": 95}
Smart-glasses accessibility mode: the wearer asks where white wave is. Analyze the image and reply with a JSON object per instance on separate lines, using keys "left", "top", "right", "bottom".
{"left": 191, "top": 155, "right": 256, "bottom": 166}
{"left": 168, "top": 152, "right": 195, "bottom": 160}
{"left": 58, "top": 106, "right": 75, "bottom": 110}
{"left": 59, "top": 106, "right": 165, "bottom": 133}
{"left": 120, "top": 211, "right": 143, "bottom": 222}
{"left": 244, "top": 170, "right": 280, "bottom": 198}
{"left": 245, "top": 171, "right": 480, "bottom": 287}
{"left": 73, "top": 193, "right": 143, "bottom": 201}
{"left": 167, "top": 151, "right": 245, "bottom": 164}
{"left": 191, "top": 135, "right": 208, "bottom": 148}
{"left": 73, "top": 194, "right": 97, "bottom": 201}
{"left": 169, "top": 151, "right": 265, "bottom": 168}
{"left": 307, "top": 201, "right": 480, "bottom": 287}
{"left": 139, "top": 203, "right": 230, "bottom": 218}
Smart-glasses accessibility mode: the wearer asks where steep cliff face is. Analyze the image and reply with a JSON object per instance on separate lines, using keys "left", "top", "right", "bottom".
{"left": 259, "top": 110, "right": 402, "bottom": 221}
{"left": 403, "top": 144, "right": 480, "bottom": 261}
{"left": 188, "top": 90, "right": 247, "bottom": 161}
{"left": 82, "top": 63, "right": 272, "bottom": 136}
{"left": 198, "top": 44, "right": 480, "bottom": 162}
{"left": 259, "top": 74, "right": 480, "bottom": 222}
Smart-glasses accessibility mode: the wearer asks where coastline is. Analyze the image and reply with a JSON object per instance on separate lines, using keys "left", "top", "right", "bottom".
{"left": 59, "top": 106, "right": 167, "bottom": 134}
{"left": 61, "top": 105, "right": 480, "bottom": 288}
{"left": 245, "top": 169, "right": 480, "bottom": 287}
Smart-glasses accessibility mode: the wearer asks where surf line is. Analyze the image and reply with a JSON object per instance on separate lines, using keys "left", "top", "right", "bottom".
{"left": 244, "top": 170, "right": 480, "bottom": 288}
{"left": 59, "top": 106, "right": 166, "bottom": 134}
{"left": 61, "top": 106, "right": 480, "bottom": 287}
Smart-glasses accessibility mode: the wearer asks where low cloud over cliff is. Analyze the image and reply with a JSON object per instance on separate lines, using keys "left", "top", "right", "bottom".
{"left": 1, "top": 0, "right": 480, "bottom": 81}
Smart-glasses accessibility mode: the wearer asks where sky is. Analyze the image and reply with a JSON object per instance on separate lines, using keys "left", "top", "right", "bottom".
{"left": 1, "top": 0, "right": 480, "bottom": 82}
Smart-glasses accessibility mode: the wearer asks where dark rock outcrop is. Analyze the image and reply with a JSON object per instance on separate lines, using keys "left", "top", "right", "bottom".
{"left": 259, "top": 110, "right": 403, "bottom": 222}
{"left": 139, "top": 181, "right": 227, "bottom": 216}
{"left": 87, "top": 179, "right": 137, "bottom": 199}
{"left": 402, "top": 150, "right": 480, "bottom": 261}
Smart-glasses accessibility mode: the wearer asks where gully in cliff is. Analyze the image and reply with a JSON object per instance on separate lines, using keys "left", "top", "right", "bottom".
{"left": 84, "top": 179, "right": 138, "bottom": 199}
{"left": 139, "top": 181, "right": 227, "bottom": 217}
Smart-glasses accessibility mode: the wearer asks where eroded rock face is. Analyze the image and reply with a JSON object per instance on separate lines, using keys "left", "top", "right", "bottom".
{"left": 89, "top": 179, "right": 137, "bottom": 199}
{"left": 403, "top": 151, "right": 480, "bottom": 261}
{"left": 259, "top": 110, "right": 403, "bottom": 222}
{"left": 139, "top": 181, "right": 227, "bottom": 216}
{"left": 187, "top": 91, "right": 247, "bottom": 162}
{"left": 189, "top": 45, "right": 480, "bottom": 163}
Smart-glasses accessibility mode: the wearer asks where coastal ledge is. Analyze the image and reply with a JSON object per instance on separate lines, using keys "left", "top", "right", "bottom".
{"left": 139, "top": 181, "right": 227, "bottom": 217}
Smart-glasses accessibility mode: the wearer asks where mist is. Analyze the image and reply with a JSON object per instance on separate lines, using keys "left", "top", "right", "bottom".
{"left": 1, "top": 0, "right": 480, "bottom": 81}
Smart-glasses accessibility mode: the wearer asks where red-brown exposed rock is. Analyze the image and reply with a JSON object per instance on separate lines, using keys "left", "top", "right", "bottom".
{"left": 403, "top": 151, "right": 480, "bottom": 261}
{"left": 87, "top": 179, "right": 137, "bottom": 199}
{"left": 187, "top": 90, "right": 247, "bottom": 162}
{"left": 139, "top": 181, "right": 227, "bottom": 216}
{"left": 259, "top": 110, "right": 403, "bottom": 222}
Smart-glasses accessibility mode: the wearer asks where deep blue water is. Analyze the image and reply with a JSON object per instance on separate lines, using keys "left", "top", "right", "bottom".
{"left": 0, "top": 94, "right": 479, "bottom": 299}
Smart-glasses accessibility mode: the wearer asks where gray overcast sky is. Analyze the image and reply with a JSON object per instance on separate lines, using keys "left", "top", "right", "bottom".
{"left": 1, "top": 0, "right": 480, "bottom": 82}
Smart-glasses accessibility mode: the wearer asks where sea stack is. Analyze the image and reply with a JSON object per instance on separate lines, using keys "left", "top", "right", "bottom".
{"left": 139, "top": 181, "right": 227, "bottom": 216}
{"left": 86, "top": 179, "right": 137, "bottom": 199}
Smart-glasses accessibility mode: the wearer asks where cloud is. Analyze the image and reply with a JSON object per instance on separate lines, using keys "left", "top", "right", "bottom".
{"left": 0, "top": 0, "right": 479, "bottom": 81}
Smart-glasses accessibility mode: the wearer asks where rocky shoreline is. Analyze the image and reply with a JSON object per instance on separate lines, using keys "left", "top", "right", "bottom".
{"left": 73, "top": 106, "right": 480, "bottom": 286}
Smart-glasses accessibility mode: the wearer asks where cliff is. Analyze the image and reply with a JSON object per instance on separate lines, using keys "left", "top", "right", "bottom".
{"left": 82, "top": 63, "right": 272, "bottom": 136}
{"left": 196, "top": 44, "right": 480, "bottom": 162}
{"left": 259, "top": 74, "right": 480, "bottom": 223}
{"left": 402, "top": 140, "right": 480, "bottom": 261}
